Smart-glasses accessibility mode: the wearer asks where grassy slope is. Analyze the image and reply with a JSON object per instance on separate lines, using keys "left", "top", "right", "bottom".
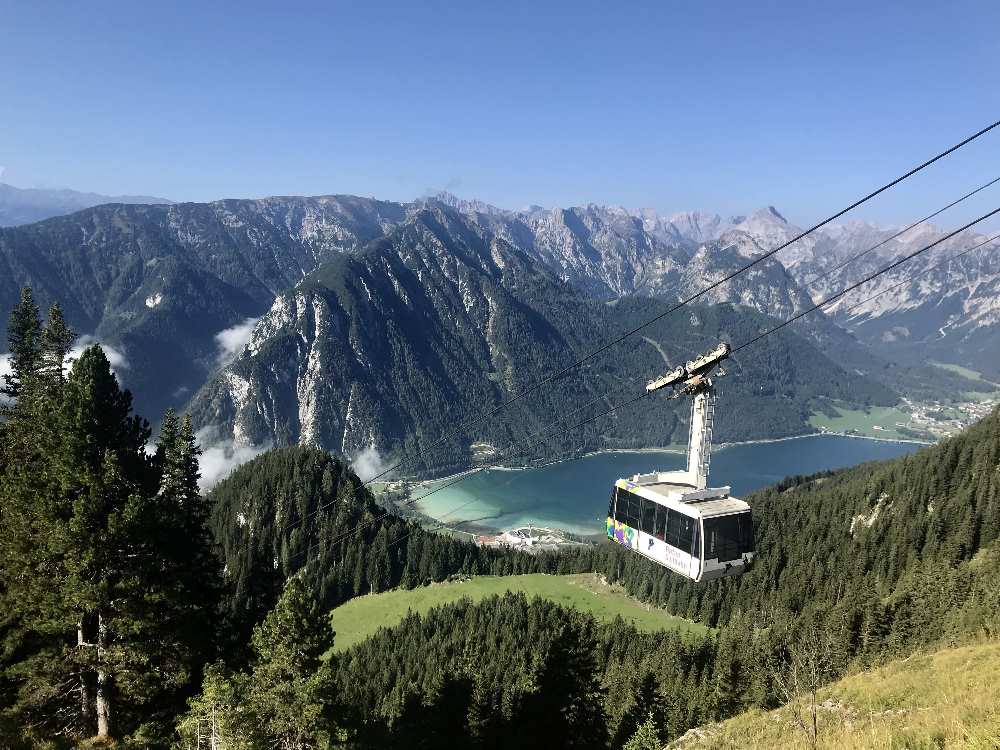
{"left": 931, "top": 361, "right": 992, "bottom": 383}
{"left": 808, "top": 403, "right": 917, "bottom": 440}
{"left": 670, "top": 640, "right": 1000, "bottom": 750}
{"left": 328, "top": 573, "right": 708, "bottom": 652}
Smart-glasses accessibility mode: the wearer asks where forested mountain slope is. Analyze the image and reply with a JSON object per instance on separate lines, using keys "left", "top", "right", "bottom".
{"left": 208, "top": 446, "right": 543, "bottom": 631}
{"left": 1, "top": 192, "right": 977, "bottom": 433}
{"left": 190, "top": 205, "right": 896, "bottom": 473}
{"left": 0, "top": 197, "right": 405, "bottom": 416}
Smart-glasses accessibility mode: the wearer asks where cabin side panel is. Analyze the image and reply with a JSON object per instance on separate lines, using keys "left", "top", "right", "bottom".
{"left": 607, "top": 485, "right": 699, "bottom": 578}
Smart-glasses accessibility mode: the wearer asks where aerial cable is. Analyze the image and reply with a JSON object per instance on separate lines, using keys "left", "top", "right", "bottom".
{"left": 834, "top": 232, "right": 999, "bottom": 319}
{"left": 334, "top": 177, "right": 1000, "bottom": 508}
{"left": 800, "top": 175, "right": 1000, "bottom": 288}
{"left": 289, "top": 389, "right": 654, "bottom": 564}
{"left": 232, "top": 126, "right": 1000, "bottom": 567}
{"left": 731, "top": 208, "right": 1000, "bottom": 353}
{"left": 359, "top": 119, "right": 1000, "bottom": 488}
{"left": 367, "top": 173, "right": 1000, "bottom": 506}
{"left": 372, "top": 221, "right": 1000, "bottom": 556}
{"left": 273, "top": 210, "right": 1000, "bottom": 564}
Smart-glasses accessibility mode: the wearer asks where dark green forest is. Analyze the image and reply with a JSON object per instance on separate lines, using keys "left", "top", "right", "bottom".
{"left": 2, "top": 287, "right": 998, "bottom": 749}
{"left": 241, "top": 404, "right": 1000, "bottom": 748}
{"left": 189, "top": 206, "right": 916, "bottom": 480}
{"left": 209, "top": 446, "right": 545, "bottom": 634}
{"left": 0, "top": 289, "right": 221, "bottom": 744}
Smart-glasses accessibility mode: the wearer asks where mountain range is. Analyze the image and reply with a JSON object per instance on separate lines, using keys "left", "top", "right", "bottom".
{"left": 0, "top": 182, "right": 171, "bottom": 226}
{"left": 1, "top": 190, "right": 995, "bottom": 475}
{"left": 187, "top": 204, "right": 895, "bottom": 474}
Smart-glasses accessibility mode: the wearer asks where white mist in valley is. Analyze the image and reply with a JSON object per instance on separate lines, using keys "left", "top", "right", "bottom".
{"left": 350, "top": 445, "right": 389, "bottom": 482}
{"left": 0, "top": 353, "right": 11, "bottom": 404}
{"left": 195, "top": 425, "right": 271, "bottom": 491}
{"left": 214, "top": 317, "right": 259, "bottom": 366}
{"left": 2, "top": 338, "right": 128, "bottom": 401}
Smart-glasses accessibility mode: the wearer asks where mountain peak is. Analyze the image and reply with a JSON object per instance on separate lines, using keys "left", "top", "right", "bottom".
{"left": 426, "top": 191, "right": 505, "bottom": 216}
{"left": 765, "top": 205, "right": 787, "bottom": 222}
{"left": 744, "top": 206, "right": 788, "bottom": 224}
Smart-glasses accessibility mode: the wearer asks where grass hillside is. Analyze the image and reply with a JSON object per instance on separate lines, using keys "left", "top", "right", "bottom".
{"left": 328, "top": 573, "right": 708, "bottom": 652}
{"left": 670, "top": 640, "right": 1000, "bottom": 750}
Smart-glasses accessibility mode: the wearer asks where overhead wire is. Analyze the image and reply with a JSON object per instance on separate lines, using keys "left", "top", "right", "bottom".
{"left": 332, "top": 184, "right": 1000, "bottom": 538}
{"left": 731, "top": 208, "right": 1000, "bottom": 354}
{"left": 280, "top": 222, "right": 1000, "bottom": 565}
{"left": 357, "top": 120, "right": 1000, "bottom": 488}
{"left": 834, "top": 232, "right": 1000, "bottom": 320}
{"left": 799, "top": 175, "right": 1000, "bottom": 288}
{"left": 322, "top": 210, "right": 1000, "bottom": 560}
{"left": 230, "top": 125, "right": 1000, "bottom": 569}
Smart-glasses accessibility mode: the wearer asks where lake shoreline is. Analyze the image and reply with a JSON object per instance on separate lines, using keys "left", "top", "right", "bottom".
{"left": 395, "top": 432, "right": 924, "bottom": 536}
{"left": 395, "top": 430, "right": 933, "bottom": 489}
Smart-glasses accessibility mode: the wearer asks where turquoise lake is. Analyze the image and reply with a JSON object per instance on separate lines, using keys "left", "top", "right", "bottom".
{"left": 413, "top": 435, "right": 923, "bottom": 535}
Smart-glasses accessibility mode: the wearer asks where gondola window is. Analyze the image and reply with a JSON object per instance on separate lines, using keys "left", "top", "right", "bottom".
{"left": 704, "top": 514, "right": 751, "bottom": 560}
{"left": 641, "top": 498, "right": 657, "bottom": 536}
{"left": 654, "top": 504, "right": 667, "bottom": 541}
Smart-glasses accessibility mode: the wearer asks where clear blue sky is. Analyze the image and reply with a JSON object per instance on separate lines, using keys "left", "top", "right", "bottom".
{"left": 2, "top": 0, "right": 998, "bottom": 226}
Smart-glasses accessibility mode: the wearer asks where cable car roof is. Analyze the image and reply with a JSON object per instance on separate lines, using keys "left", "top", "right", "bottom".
{"left": 615, "top": 476, "right": 750, "bottom": 518}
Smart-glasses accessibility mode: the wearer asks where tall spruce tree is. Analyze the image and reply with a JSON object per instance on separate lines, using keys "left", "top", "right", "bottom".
{"left": 1, "top": 287, "right": 42, "bottom": 403}
{"left": 38, "top": 303, "right": 75, "bottom": 392}
{"left": 179, "top": 575, "right": 338, "bottom": 750}
{"left": 1, "top": 340, "right": 222, "bottom": 744}
{"left": 622, "top": 715, "right": 662, "bottom": 750}
{"left": 247, "top": 574, "right": 336, "bottom": 749}
{"left": 0, "top": 291, "right": 75, "bottom": 743}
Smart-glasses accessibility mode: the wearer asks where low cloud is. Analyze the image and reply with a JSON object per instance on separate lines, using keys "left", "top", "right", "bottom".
{"left": 214, "top": 317, "right": 259, "bottom": 367}
{"left": 350, "top": 445, "right": 390, "bottom": 482}
{"left": 195, "top": 425, "right": 271, "bottom": 492}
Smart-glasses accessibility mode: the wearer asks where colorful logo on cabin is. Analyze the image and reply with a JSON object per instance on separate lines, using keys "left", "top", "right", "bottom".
{"left": 607, "top": 519, "right": 636, "bottom": 549}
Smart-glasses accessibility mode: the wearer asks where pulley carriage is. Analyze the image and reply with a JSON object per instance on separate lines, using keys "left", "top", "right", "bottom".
{"left": 606, "top": 342, "right": 754, "bottom": 581}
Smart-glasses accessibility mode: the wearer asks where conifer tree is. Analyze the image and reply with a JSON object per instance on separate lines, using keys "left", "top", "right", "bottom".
{"left": 622, "top": 714, "right": 663, "bottom": 750}
{"left": 38, "top": 302, "right": 75, "bottom": 393}
{"left": 1, "top": 345, "right": 222, "bottom": 743}
{"left": 247, "top": 574, "right": 335, "bottom": 748}
{"left": 613, "top": 670, "right": 668, "bottom": 747}
{"left": 1, "top": 287, "right": 42, "bottom": 403}
{"left": 513, "top": 619, "right": 608, "bottom": 749}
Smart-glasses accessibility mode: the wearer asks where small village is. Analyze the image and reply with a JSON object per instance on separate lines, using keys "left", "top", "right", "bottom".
{"left": 474, "top": 525, "right": 585, "bottom": 553}
{"left": 901, "top": 393, "right": 1000, "bottom": 437}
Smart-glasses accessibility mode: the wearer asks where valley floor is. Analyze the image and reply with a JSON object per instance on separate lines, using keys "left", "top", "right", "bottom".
{"left": 326, "top": 573, "right": 708, "bottom": 653}
{"left": 670, "top": 640, "right": 1000, "bottom": 750}
{"left": 810, "top": 363, "right": 1000, "bottom": 442}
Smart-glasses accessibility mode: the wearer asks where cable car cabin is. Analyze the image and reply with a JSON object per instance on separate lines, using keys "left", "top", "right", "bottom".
{"left": 605, "top": 341, "right": 753, "bottom": 581}
{"left": 606, "top": 475, "right": 753, "bottom": 582}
